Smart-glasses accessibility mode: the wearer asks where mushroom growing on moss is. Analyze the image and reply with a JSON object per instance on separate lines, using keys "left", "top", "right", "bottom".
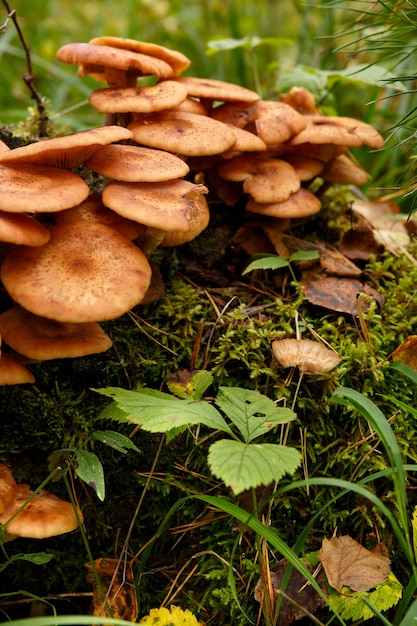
{"left": 272, "top": 338, "right": 341, "bottom": 375}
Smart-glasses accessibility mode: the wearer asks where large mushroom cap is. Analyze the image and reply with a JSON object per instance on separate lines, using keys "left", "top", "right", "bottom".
{"left": 0, "top": 306, "right": 112, "bottom": 360}
{"left": 246, "top": 188, "right": 322, "bottom": 219}
{"left": 1, "top": 221, "right": 152, "bottom": 323}
{"left": 84, "top": 144, "right": 190, "bottom": 182}
{"left": 89, "top": 81, "right": 188, "bottom": 114}
{"left": 272, "top": 338, "right": 341, "bottom": 375}
{"left": 128, "top": 111, "right": 237, "bottom": 156}
{"left": 0, "top": 165, "right": 90, "bottom": 213}
{"left": 0, "top": 127, "right": 133, "bottom": 170}
{"left": 171, "top": 76, "right": 260, "bottom": 103}
{"left": 0, "top": 484, "right": 82, "bottom": 540}
{"left": 102, "top": 179, "right": 209, "bottom": 232}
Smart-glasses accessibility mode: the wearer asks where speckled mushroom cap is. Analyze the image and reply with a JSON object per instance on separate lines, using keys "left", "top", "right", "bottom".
{"left": 171, "top": 76, "right": 260, "bottom": 103}
{"left": 246, "top": 188, "right": 321, "bottom": 219}
{"left": 0, "top": 211, "right": 51, "bottom": 246}
{"left": 0, "top": 305, "right": 112, "bottom": 360}
{"left": 0, "top": 464, "right": 17, "bottom": 514}
{"left": 272, "top": 338, "right": 341, "bottom": 375}
{"left": 84, "top": 144, "right": 190, "bottom": 182}
{"left": 0, "top": 221, "right": 152, "bottom": 323}
{"left": 218, "top": 155, "right": 300, "bottom": 204}
{"left": 89, "top": 81, "right": 188, "bottom": 114}
{"left": 56, "top": 42, "right": 175, "bottom": 84}
{"left": 288, "top": 115, "right": 384, "bottom": 149}
{"left": 0, "top": 164, "right": 89, "bottom": 213}
{"left": 0, "top": 483, "right": 82, "bottom": 539}
{"left": 128, "top": 111, "right": 236, "bottom": 156}
{"left": 89, "top": 36, "right": 191, "bottom": 75}
{"left": 102, "top": 179, "right": 209, "bottom": 233}
{"left": 0, "top": 126, "right": 133, "bottom": 170}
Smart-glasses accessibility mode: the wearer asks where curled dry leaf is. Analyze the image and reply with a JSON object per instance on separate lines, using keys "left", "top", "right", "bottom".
{"left": 85, "top": 557, "right": 138, "bottom": 622}
{"left": 318, "top": 536, "right": 391, "bottom": 593}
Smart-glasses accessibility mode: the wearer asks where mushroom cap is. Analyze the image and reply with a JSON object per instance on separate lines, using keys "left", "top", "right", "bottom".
{"left": 0, "top": 140, "right": 11, "bottom": 156}
{"left": 222, "top": 125, "right": 267, "bottom": 156}
{"left": 251, "top": 100, "right": 308, "bottom": 144}
{"left": 84, "top": 144, "right": 190, "bottom": 182}
{"left": 0, "top": 221, "right": 152, "bottom": 323}
{"left": 282, "top": 155, "right": 325, "bottom": 182}
{"left": 289, "top": 115, "right": 384, "bottom": 149}
{"left": 160, "top": 197, "right": 210, "bottom": 246}
{"left": 55, "top": 193, "right": 145, "bottom": 240}
{"left": 320, "top": 153, "right": 370, "bottom": 186}
{"left": 0, "top": 353, "right": 35, "bottom": 385}
{"left": 128, "top": 110, "right": 236, "bottom": 156}
{"left": 272, "top": 338, "right": 341, "bottom": 374}
{"left": 89, "top": 36, "right": 191, "bottom": 75}
{"left": 0, "top": 126, "right": 133, "bottom": 169}
{"left": 103, "top": 179, "right": 209, "bottom": 232}
{"left": 246, "top": 188, "right": 321, "bottom": 219}
{"left": 0, "top": 484, "right": 82, "bottom": 539}
{"left": 171, "top": 76, "right": 260, "bottom": 103}
{"left": 89, "top": 81, "right": 188, "bottom": 114}
{"left": 56, "top": 42, "right": 175, "bottom": 81}
{"left": 0, "top": 164, "right": 90, "bottom": 213}
{"left": 218, "top": 155, "right": 300, "bottom": 203}
{"left": 0, "top": 211, "right": 51, "bottom": 246}
{"left": 0, "top": 305, "right": 112, "bottom": 360}
{"left": 0, "top": 464, "right": 17, "bottom": 514}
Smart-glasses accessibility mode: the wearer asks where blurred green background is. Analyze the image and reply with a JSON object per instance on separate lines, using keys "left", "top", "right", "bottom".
{"left": 1, "top": 0, "right": 417, "bottom": 206}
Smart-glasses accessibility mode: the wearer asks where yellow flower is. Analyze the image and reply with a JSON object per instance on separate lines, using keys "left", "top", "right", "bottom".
{"left": 139, "top": 604, "right": 202, "bottom": 625}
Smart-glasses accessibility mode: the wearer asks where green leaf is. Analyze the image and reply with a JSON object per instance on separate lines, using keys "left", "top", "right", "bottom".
{"left": 166, "top": 370, "right": 213, "bottom": 400}
{"left": 215, "top": 387, "right": 296, "bottom": 443}
{"left": 208, "top": 439, "right": 301, "bottom": 494}
{"left": 242, "top": 254, "right": 289, "bottom": 274}
{"left": 289, "top": 250, "right": 320, "bottom": 263}
{"left": 98, "top": 387, "right": 234, "bottom": 436}
{"left": 75, "top": 450, "right": 105, "bottom": 501}
{"left": 93, "top": 430, "right": 139, "bottom": 454}
{"left": 15, "top": 552, "right": 54, "bottom": 565}
{"left": 206, "top": 34, "right": 292, "bottom": 55}
{"left": 390, "top": 361, "right": 417, "bottom": 385}
{"left": 328, "top": 571, "right": 402, "bottom": 621}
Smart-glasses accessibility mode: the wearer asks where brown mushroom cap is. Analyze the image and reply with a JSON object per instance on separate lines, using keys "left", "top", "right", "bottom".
{"left": 0, "top": 464, "right": 17, "bottom": 514}
{"left": 320, "top": 153, "right": 370, "bottom": 186}
{"left": 0, "top": 164, "right": 89, "bottom": 213}
{"left": 0, "top": 353, "right": 36, "bottom": 385}
{"left": 89, "top": 36, "right": 191, "bottom": 75}
{"left": 0, "top": 306, "right": 112, "bottom": 360}
{"left": 103, "top": 179, "right": 209, "bottom": 232}
{"left": 0, "top": 484, "right": 82, "bottom": 539}
{"left": 218, "top": 155, "right": 300, "bottom": 203}
{"left": 289, "top": 115, "right": 384, "bottom": 149}
{"left": 89, "top": 81, "right": 188, "bottom": 114}
{"left": 128, "top": 111, "right": 237, "bottom": 156}
{"left": 56, "top": 42, "right": 175, "bottom": 82}
{"left": 0, "top": 211, "right": 51, "bottom": 246}
{"left": 246, "top": 188, "right": 322, "bottom": 219}
{"left": 171, "top": 76, "right": 260, "bottom": 103}
{"left": 250, "top": 100, "right": 308, "bottom": 144}
{"left": 84, "top": 144, "right": 190, "bottom": 182}
{"left": 0, "top": 221, "right": 152, "bottom": 323}
{"left": 0, "top": 126, "right": 133, "bottom": 170}
{"left": 272, "top": 338, "right": 341, "bottom": 374}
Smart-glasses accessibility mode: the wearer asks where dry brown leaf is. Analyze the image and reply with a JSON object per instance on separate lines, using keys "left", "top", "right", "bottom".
{"left": 318, "top": 536, "right": 391, "bottom": 592}
{"left": 85, "top": 557, "right": 138, "bottom": 622}
{"left": 300, "top": 270, "right": 377, "bottom": 314}
{"left": 351, "top": 199, "right": 410, "bottom": 251}
{"left": 284, "top": 236, "right": 362, "bottom": 277}
{"left": 391, "top": 336, "right": 417, "bottom": 371}
{"left": 339, "top": 218, "right": 384, "bottom": 261}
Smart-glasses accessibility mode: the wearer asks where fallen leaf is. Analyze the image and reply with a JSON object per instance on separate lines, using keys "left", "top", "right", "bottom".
{"left": 85, "top": 557, "right": 138, "bottom": 622}
{"left": 391, "top": 336, "right": 417, "bottom": 371}
{"left": 284, "top": 236, "right": 362, "bottom": 277}
{"left": 300, "top": 269, "right": 377, "bottom": 314}
{"left": 254, "top": 558, "right": 327, "bottom": 624}
{"left": 339, "top": 218, "right": 384, "bottom": 260}
{"left": 318, "top": 536, "right": 391, "bottom": 592}
{"left": 351, "top": 199, "right": 410, "bottom": 251}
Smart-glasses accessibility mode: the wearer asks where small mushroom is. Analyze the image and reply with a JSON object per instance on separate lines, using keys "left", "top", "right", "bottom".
{"left": 0, "top": 464, "right": 17, "bottom": 514}
{"left": 0, "top": 483, "right": 82, "bottom": 540}
{"left": 0, "top": 211, "right": 51, "bottom": 246}
{"left": 272, "top": 338, "right": 341, "bottom": 375}
{"left": 246, "top": 188, "right": 321, "bottom": 219}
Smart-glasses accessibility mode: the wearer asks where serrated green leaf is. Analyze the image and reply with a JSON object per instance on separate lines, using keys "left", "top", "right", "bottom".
{"left": 93, "top": 430, "right": 139, "bottom": 454}
{"left": 328, "top": 571, "right": 402, "bottom": 621}
{"left": 166, "top": 370, "right": 213, "bottom": 400}
{"left": 208, "top": 440, "right": 301, "bottom": 494}
{"left": 242, "top": 254, "right": 289, "bottom": 275}
{"left": 98, "top": 387, "right": 234, "bottom": 436}
{"left": 216, "top": 387, "right": 296, "bottom": 443}
{"left": 75, "top": 450, "right": 105, "bottom": 501}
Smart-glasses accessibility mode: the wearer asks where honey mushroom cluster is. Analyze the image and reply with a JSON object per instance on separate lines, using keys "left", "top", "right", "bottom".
{"left": 0, "top": 463, "right": 82, "bottom": 541}
{"left": 0, "top": 36, "right": 384, "bottom": 384}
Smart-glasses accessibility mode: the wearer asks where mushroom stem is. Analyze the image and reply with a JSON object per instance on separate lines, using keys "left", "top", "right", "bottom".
{"left": 140, "top": 226, "right": 166, "bottom": 257}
